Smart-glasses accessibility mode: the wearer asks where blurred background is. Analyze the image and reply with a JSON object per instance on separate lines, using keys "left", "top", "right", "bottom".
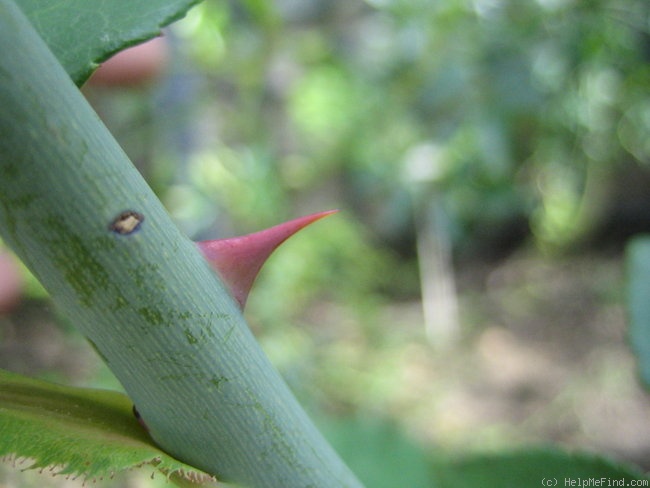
{"left": 2, "top": 0, "right": 650, "bottom": 486}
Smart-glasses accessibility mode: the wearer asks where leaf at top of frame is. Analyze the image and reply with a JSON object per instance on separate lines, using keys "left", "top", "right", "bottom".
{"left": 15, "top": 0, "right": 201, "bottom": 86}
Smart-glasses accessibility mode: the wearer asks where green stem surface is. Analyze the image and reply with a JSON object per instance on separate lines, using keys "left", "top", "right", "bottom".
{"left": 0, "top": 1, "right": 363, "bottom": 487}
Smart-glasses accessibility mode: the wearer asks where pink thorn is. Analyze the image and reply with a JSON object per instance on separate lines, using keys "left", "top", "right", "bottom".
{"left": 197, "top": 210, "right": 338, "bottom": 309}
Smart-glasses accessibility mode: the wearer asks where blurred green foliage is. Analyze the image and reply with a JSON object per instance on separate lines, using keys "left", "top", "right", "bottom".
{"left": 147, "top": 0, "right": 650, "bottom": 259}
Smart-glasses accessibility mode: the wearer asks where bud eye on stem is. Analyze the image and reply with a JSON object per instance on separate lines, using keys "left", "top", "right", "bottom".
{"left": 110, "top": 210, "right": 144, "bottom": 235}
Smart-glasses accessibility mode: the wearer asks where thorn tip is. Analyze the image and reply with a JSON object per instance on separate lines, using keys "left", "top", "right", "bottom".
{"left": 197, "top": 210, "right": 337, "bottom": 308}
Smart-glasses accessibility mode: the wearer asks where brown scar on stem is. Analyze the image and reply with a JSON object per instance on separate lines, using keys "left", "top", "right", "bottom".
{"left": 110, "top": 211, "right": 144, "bottom": 235}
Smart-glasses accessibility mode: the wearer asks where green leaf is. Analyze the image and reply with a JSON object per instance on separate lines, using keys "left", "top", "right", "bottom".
{"left": 0, "top": 369, "right": 216, "bottom": 485}
{"left": 322, "top": 416, "right": 435, "bottom": 488}
{"left": 626, "top": 235, "right": 650, "bottom": 389}
{"left": 433, "top": 448, "right": 649, "bottom": 488}
{"left": 15, "top": 0, "right": 201, "bottom": 85}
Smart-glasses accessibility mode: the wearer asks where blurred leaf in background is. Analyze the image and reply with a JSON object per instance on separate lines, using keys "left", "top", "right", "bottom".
{"left": 626, "top": 235, "right": 650, "bottom": 389}
{"left": 141, "top": 0, "right": 650, "bottom": 259}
